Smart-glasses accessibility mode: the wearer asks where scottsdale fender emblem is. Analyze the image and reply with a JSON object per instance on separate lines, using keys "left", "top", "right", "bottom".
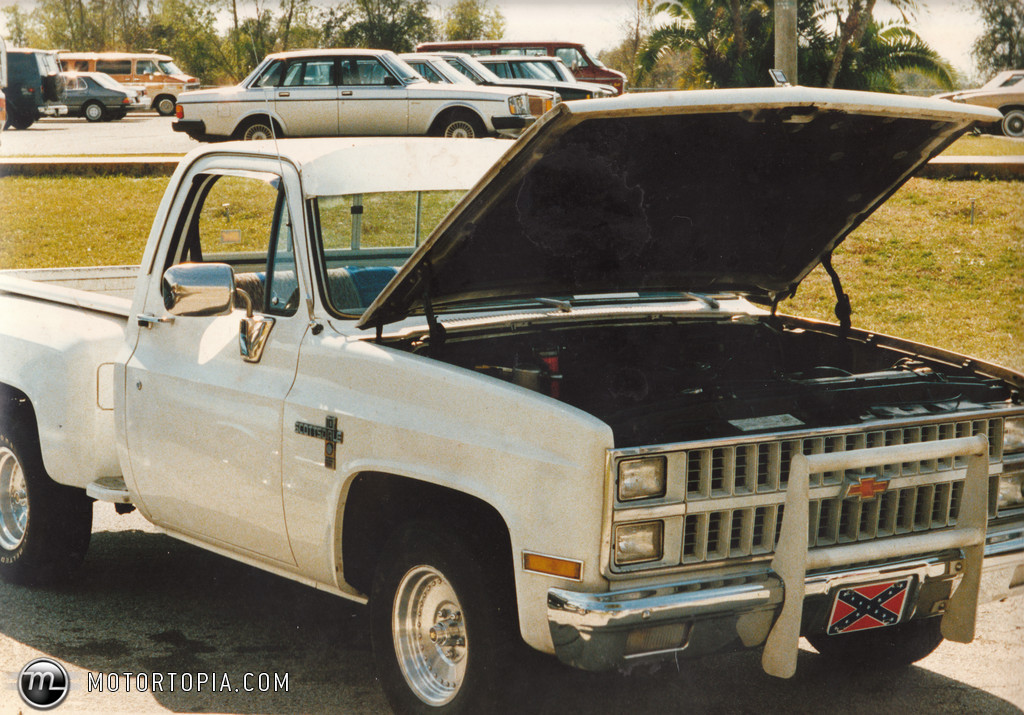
{"left": 846, "top": 476, "right": 888, "bottom": 501}
{"left": 295, "top": 417, "right": 343, "bottom": 470}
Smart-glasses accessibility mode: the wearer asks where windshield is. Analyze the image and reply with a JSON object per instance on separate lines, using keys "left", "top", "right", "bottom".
{"left": 509, "top": 60, "right": 560, "bottom": 81}
{"left": 313, "top": 190, "right": 466, "bottom": 317}
{"left": 158, "top": 60, "right": 184, "bottom": 75}
{"left": 445, "top": 56, "right": 496, "bottom": 83}
{"left": 383, "top": 53, "right": 421, "bottom": 83}
{"left": 92, "top": 73, "right": 125, "bottom": 90}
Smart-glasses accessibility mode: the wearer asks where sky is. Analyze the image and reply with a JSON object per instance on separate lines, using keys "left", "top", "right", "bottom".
{"left": 1, "top": 0, "right": 988, "bottom": 78}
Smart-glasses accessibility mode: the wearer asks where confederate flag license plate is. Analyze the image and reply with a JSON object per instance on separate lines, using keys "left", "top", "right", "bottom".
{"left": 825, "top": 578, "right": 912, "bottom": 635}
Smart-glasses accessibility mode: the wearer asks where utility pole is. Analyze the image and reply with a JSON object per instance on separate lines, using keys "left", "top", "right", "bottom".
{"left": 774, "top": 0, "right": 798, "bottom": 84}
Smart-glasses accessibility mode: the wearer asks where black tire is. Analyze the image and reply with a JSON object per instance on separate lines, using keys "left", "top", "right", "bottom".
{"left": 1001, "top": 109, "right": 1024, "bottom": 139}
{"left": 237, "top": 116, "right": 280, "bottom": 141}
{"left": 83, "top": 101, "right": 106, "bottom": 123}
{"left": 436, "top": 111, "right": 486, "bottom": 139}
{"left": 371, "top": 523, "right": 515, "bottom": 713}
{"left": 154, "top": 95, "right": 177, "bottom": 116}
{"left": 0, "top": 427, "right": 92, "bottom": 586}
{"left": 6, "top": 111, "right": 37, "bottom": 131}
{"left": 807, "top": 617, "right": 945, "bottom": 669}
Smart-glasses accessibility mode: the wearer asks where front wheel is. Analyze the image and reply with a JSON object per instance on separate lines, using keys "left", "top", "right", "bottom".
{"left": 438, "top": 111, "right": 485, "bottom": 139}
{"left": 154, "top": 95, "right": 176, "bottom": 116}
{"left": 83, "top": 101, "right": 105, "bottom": 123}
{"left": 0, "top": 427, "right": 92, "bottom": 586}
{"left": 807, "top": 617, "right": 945, "bottom": 669}
{"left": 371, "top": 525, "right": 513, "bottom": 713}
{"left": 1001, "top": 109, "right": 1024, "bottom": 138}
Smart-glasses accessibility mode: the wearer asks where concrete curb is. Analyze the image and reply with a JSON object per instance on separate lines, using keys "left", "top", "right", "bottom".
{"left": 1, "top": 155, "right": 1022, "bottom": 180}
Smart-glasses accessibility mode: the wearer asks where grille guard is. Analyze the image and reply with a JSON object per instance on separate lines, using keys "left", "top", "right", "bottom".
{"left": 762, "top": 434, "right": 990, "bottom": 678}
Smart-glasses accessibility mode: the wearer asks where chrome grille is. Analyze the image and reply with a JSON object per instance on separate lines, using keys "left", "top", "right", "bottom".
{"left": 609, "top": 416, "right": 1005, "bottom": 573}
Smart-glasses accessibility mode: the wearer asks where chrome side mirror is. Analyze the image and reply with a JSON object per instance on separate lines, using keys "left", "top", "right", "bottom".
{"left": 162, "top": 263, "right": 236, "bottom": 317}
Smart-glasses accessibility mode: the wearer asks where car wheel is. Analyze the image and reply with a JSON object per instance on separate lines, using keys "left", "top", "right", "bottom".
{"left": 1001, "top": 109, "right": 1024, "bottom": 139}
{"left": 83, "top": 101, "right": 106, "bottom": 123}
{"left": 155, "top": 96, "right": 176, "bottom": 116}
{"left": 806, "top": 617, "right": 945, "bottom": 669}
{"left": 371, "top": 523, "right": 514, "bottom": 713}
{"left": 0, "top": 426, "right": 92, "bottom": 586}
{"left": 239, "top": 117, "right": 279, "bottom": 141}
{"left": 6, "top": 111, "right": 36, "bottom": 130}
{"left": 439, "top": 111, "right": 485, "bottom": 139}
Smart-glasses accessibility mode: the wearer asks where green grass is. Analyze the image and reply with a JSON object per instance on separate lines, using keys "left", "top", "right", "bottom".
{"left": 942, "top": 135, "right": 1024, "bottom": 156}
{"left": 1, "top": 175, "right": 1021, "bottom": 372}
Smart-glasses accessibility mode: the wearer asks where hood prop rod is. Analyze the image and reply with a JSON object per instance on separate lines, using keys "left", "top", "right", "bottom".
{"left": 822, "top": 252, "right": 852, "bottom": 333}
{"left": 421, "top": 262, "right": 447, "bottom": 348}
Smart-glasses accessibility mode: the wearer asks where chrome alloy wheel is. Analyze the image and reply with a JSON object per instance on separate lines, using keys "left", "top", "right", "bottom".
{"left": 0, "top": 446, "right": 28, "bottom": 551}
{"left": 443, "top": 120, "right": 476, "bottom": 139}
{"left": 392, "top": 565, "right": 468, "bottom": 706}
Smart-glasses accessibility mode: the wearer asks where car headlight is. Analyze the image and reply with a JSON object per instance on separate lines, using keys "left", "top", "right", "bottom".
{"left": 614, "top": 521, "right": 664, "bottom": 565}
{"left": 998, "top": 472, "right": 1024, "bottom": 511}
{"left": 507, "top": 94, "right": 531, "bottom": 116}
{"left": 618, "top": 457, "right": 667, "bottom": 501}
{"left": 1003, "top": 416, "right": 1024, "bottom": 454}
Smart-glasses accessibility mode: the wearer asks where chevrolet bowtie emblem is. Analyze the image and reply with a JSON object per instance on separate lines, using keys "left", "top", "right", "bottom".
{"left": 295, "top": 417, "right": 344, "bottom": 470}
{"left": 846, "top": 476, "right": 888, "bottom": 501}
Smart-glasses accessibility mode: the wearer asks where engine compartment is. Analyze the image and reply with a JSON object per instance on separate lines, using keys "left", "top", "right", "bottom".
{"left": 409, "top": 316, "right": 1017, "bottom": 448}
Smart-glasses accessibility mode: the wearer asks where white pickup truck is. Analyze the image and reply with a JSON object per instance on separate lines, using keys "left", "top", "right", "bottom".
{"left": 2, "top": 88, "right": 1023, "bottom": 712}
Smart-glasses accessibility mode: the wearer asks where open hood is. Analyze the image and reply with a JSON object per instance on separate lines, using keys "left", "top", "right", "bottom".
{"left": 358, "top": 87, "right": 999, "bottom": 330}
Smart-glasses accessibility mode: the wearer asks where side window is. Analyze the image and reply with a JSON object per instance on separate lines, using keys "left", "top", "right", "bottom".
{"left": 254, "top": 60, "right": 285, "bottom": 87}
{"left": 488, "top": 62, "right": 510, "bottom": 79}
{"left": 172, "top": 174, "right": 298, "bottom": 317}
{"left": 555, "top": 48, "right": 587, "bottom": 68}
{"left": 413, "top": 63, "right": 444, "bottom": 83}
{"left": 446, "top": 60, "right": 477, "bottom": 81}
{"left": 339, "top": 58, "right": 394, "bottom": 86}
{"left": 136, "top": 59, "right": 159, "bottom": 75}
{"left": 97, "top": 60, "right": 132, "bottom": 74}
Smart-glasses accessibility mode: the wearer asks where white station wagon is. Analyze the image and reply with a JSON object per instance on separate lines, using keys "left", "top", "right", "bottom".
{"left": 173, "top": 48, "right": 544, "bottom": 141}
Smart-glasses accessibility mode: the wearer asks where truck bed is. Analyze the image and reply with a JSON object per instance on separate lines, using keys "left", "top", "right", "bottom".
{"left": 0, "top": 265, "right": 137, "bottom": 315}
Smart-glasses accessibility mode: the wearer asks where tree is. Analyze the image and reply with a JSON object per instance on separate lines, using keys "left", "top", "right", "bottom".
{"left": 637, "top": 0, "right": 773, "bottom": 88}
{"left": 346, "top": 0, "right": 436, "bottom": 52}
{"left": 441, "top": 0, "right": 505, "bottom": 41}
{"left": 817, "top": 0, "right": 920, "bottom": 87}
{"left": 1, "top": 5, "right": 38, "bottom": 46}
{"left": 971, "top": 0, "right": 1024, "bottom": 76}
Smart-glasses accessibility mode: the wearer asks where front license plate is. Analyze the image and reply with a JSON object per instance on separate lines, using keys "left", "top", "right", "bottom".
{"left": 826, "top": 578, "right": 912, "bottom": 635}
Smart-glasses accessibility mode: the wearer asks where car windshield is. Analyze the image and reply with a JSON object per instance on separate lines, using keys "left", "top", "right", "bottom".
{"left": 158, "top": 60, "right": 184, "bottom": 75}
{"left": 313, "top": 190, "right": 466, "bottom": 317}
{"left": 92, "top": 73, "right": 125, "bottom": 90}
{"left": 508, "top": 60, "right": 560, "bottom": 81}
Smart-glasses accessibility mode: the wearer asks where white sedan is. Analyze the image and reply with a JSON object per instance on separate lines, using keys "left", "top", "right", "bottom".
{"left": 173, "top": 49, "right": 541, "bottom": 141}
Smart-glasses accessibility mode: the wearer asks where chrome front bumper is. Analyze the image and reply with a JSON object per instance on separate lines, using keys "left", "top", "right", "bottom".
{"left": 548, "top": 524, "right": 1024, "bottom": 672}
{"left": 550, "top": 436, "right": 1024, "bottom": 674}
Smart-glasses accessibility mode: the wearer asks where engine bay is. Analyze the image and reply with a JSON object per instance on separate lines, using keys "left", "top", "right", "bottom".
{"left": 410, "top": 316, "right": 1017, "bottom": 448}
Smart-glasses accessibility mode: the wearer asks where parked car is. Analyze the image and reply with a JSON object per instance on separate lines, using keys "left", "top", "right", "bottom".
{"left": 62, "top": 71, "right": 148, "bottom": 122}
{"left": 934, "top": 70, "right": 1024, "bottom": 138}
{"left": 173, "top": 49, "right": 540, "bottom": 141}
{"left": 398, "top": 52, "right": 558, "bottom": 116}
{"left": 478, "top": 55, "right": 618, "bottom": 97}
{"left": 413, "top": 51, "right": 613, "bottom": 101}
{"left": 416, "top": 40, "right": 627, "bottom": 94}
{"left": 59, "top": 51, "right": 199, "bottom": 116}
{"left": 3, "top": 48, "right": 67, "bottom": 130}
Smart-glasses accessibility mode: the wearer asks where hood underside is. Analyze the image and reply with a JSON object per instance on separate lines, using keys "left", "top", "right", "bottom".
{"left": 358, "top": 87, "right": 1000, "bottom": 330}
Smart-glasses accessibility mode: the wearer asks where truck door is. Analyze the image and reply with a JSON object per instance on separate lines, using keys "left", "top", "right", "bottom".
{"left": 124, "top": 168, "right": 306, "bottom": 565}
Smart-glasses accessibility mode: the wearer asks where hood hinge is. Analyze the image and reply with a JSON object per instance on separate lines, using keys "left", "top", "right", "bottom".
{"left": 421, "top": 262, "right": 447, "bottom": 348}
{"left": 822, "top": 252, "right": 852, "bottom": 333}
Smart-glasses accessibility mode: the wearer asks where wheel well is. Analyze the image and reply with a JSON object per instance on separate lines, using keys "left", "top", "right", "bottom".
{"left": 0, "top": 384, "right": 41, "bottom": 457}
{"left": 341, "top": 472, "right": 514, "bottom": 597}
{"left": 234, "top": 114, "right": 283, "bottom": 139}
{"left": 1000, "top": 105, "right": 1024, "bottom": 113}
{"left": 429, "top": 106, "right": 483, "bottom": 135}
{"left": 154, "top": 94, "right": 175, "bottom": 106}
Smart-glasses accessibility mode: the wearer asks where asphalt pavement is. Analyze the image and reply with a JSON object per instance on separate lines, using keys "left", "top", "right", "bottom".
{"left": 1, "top": 503, "right": 1022, "bottom": 714}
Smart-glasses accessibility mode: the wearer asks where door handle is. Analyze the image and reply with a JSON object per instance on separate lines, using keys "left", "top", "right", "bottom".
{"left": 279, "top": 91, "right": 290, "bottom": 97}
{"left": 341, "top": 91, "right": 352, "bottom": 96}
{"left": 137, "top": 313, "right": 175, "bottom": 328}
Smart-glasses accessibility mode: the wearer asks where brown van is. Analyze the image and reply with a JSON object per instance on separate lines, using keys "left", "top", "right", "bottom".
{"left": 415, "top": 40, "right": 626, "bottom": 94}
{"left": 58, "top": 51, "right": 199, "bottom": 115}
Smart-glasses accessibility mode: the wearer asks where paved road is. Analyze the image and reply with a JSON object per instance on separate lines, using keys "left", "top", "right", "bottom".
{"left": 1, "top": 503, "right": 1022, "bottom": 714}
{"left": 0, "top": 113, "right": 199, "bottom": 156}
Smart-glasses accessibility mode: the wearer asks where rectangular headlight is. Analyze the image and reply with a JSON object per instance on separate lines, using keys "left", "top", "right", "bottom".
{"left": 618, "top": 457, "right": 667, "bottom": 501}
{"left": 998, "top": 472, "right": 1024, "bottom": 511}
{"left": 507, "top": 94, "right": 530, "bottom": 116}
{"left": 614, "top": 521, "right": 664, "bottom": 565}
{"left": 1003, "top": 417, "right": 1024, "bottom": 454}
